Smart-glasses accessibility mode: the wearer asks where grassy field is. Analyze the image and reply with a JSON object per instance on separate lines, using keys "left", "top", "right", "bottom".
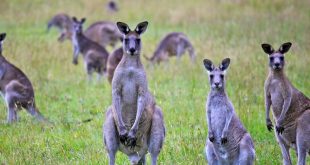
{"left": 0, "top": 0, "right": 309, "bottom": 164}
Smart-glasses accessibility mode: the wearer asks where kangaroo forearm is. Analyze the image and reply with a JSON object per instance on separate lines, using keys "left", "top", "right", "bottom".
{"left": 207, "top": 110, "right": 212, "bottom": 132}
{"left": 0, "top": 66, "right": 6, "bottom": 80}
{"left": 279, "top": 96, "right": 292, "bottom": 122}
{"left": 112, "top": 93, "right": 125, "bottom": 128}
{"left": 131, "top": 95, "right": 146, "bottom": 131}
{"left": 73, "top": 50, "right": 79, "bottom": 59}
{"left": 223, "top": 112, "right": 233, "bottom": 134}
{"left": 73, "top": 45, "right": 79, "bottom": 58}
{"left": 265, "top": 98, "right": 271, "bottom": 121}
{"left": 264, "top": 89, "right": 272, "bottom": 121}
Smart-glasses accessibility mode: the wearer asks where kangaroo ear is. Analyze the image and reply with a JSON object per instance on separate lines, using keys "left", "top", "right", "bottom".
{"left": 135, "top": 21, "right": 148, "bottom": 35}
{"left": 117, "top": 22, "right": 130, "bottom": 35}
{"left": 279, "top": 42, "right": 292, "bottom": 54}
{"left": 81, "top": 18, "right": 86, "bottom": 24}
{"left": 203, "top": 59, "right": 214, "bottom": 72}
{"left": 0, "top": 33, "right": 6, "bottom": 42}
{"left": 72, "top": 17, "right": 78, "bottom": 23}
{"left": 219, "top": 58, "right": 230, "bottom": 71}
{"left": 261, "top": 43, "right": 274, "bottom": 55}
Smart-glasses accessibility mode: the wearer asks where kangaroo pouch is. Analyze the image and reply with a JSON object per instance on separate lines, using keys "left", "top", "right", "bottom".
{"left": 112, "top": 103, "right": 154, "bottom": 138}
{"left": 280, "top": 121, "right": 297, "bottom": 147}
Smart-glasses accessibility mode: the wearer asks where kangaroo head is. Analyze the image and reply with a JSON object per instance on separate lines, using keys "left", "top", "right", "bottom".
{"left": 72, "top": 17, "right": 86, "bottom": 34}
{"left": 203, "top": 58, "right": 230, "bottom": 90}
{"left": 0, "top": 33, "right": 6, "bottom": 53}
{"left": 116, "top": 21, "right": 148, "bottom": 56}
{"left": 261, "top": 42, "right": 292, "bottom": 71}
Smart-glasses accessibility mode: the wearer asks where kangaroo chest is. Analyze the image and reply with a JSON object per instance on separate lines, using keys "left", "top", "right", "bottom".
{"left": 119, "top": 67, "right": 147, "bottom": 123}
{"left": 268, "top": 79, "right": 286, "bottom": 117}
{"left": 208, "top": 98, "right": 228, "bottom": 138}
{"left": 121, "top": 68, "right": 143, "bottom": 104}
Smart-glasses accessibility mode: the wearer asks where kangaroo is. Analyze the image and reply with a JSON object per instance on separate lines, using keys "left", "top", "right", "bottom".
{"left": 107, "top": 47, "right": 123, "bottom": 84}
{"left": 0, "top": 33, "right": 46, "bottom": 123}
{"left": 84, "top": 21, "right": 122, "bottom": 48}
{"left": 47, "top": 13, "right": 73, "bottom": 42}
{"left": 106, "top": 1, "right": 119, "bottom": 13}
{"left": 103, "top": 21, "right": 165, "bottom": 165}
{"left": 71, "top": 17, "right": 109, "bottom": 82}
{"left": 204, "top": 58, "right": 255, "bottom": 165}
{"left": 144, "top": 32, "right": 195, "bottom": 64}
{"left": 262, "top": 42, "right": 310, "bottom": 165}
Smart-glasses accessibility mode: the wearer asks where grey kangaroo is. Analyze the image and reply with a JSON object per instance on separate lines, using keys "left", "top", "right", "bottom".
{"left": 0, "top": 33, "right": 45, "bottom": 123}
{"left": 144, "top": 32, "right": 195, "bottom": 64}
{"left": 106, "top": 1, "right": 119, "bottom": 13}
{"left": 71, "top": 17, "right": 109, "bottom": 81}
{"left": 107, "top": 47, "right": 123, "bottom": 84}
{"left": 262, "top": 42, "right": 310, "bottom": 165}
{"left": 47, "top": 13, "right": 73, "bottom": 42}
{"left": 204, "top": 58, "right": 255, "bottom": 165}
{"left": 103, "top": 21, "right": 165, "bottom": 165}
{"left": 84, "top": 21, "right": 122, "bottom": 48}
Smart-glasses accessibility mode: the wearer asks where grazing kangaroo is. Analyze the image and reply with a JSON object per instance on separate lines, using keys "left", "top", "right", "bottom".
{"left": 71, "top": 17, "right": 109, "bottom": 82}
{"left": 106, "top": 1, "right": 119, "bottom": 13}
{"left": 107, "top": 47, "right": 123, "bottom": 84}
{"left": 84, "top": 21, "right": 122, "bottom": 48}
{"left": 0, "top": 33, "right": 46, "bottom": 123}
{"left": 262, "top": 42, "right": 310, "bottom": 165}
{"left": 103, "top": 21, "right": 165, "bottom": 165}
{"left": 144, "top": 32, "right": 195, "bottom": 64}
{"left": 204, "top": 58, "right": 255, "bottom": 165}
{"left": 47, "top": 13, "right": 73, "bottom": 42}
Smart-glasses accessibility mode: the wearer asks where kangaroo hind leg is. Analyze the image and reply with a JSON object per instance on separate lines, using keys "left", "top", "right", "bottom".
{"left": 148, "top": 106, "right": 165, "bottom": 165}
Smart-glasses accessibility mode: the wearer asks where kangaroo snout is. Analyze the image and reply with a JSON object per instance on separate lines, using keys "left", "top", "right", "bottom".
{"left": 274, "top": 63, "right": 280, "bottom": 68}
{"left": 273, "top": 62, "right": 282, "bottom": 70}
{"left": 129, "top": 48, "right": 136, "bottom": 55}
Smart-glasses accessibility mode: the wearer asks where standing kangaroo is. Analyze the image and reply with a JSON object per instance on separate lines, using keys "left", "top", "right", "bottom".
{"left": 0, "top": 33, "right": 45, "bottom": 123}
{"left": 204, "top": 58, "right": 255, "bottom": 165}
{"left": 47, "top": 13, "right": 73, "bottom": 42}
{"left": 107, "top": 47, "right": 123, "bottom": 84}
{"left": 262, "top": 42, "right": 310, "bottom": 165}
{"left": 84, "top": 21, "right": 122, "bottom": 48}
{"left": 71, "top": 17, "right": 109, "bottom": 82}
{"left": 144, "top": 32, "right": 195, "bottom": 64}
{"left": 103, "top": 21, "right": 165, "bottom": 165}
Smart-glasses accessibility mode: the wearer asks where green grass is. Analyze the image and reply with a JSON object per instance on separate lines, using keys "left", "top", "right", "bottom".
{"left": 0, "top": 0, "right": 309, "bottom": 164}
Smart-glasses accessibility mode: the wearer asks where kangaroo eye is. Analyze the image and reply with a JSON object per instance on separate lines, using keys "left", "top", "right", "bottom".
{"left": 280, "top": 56, "right": 284, "bottom": 61}
{"left": 210, "top": 75, "right": 214, "bottom": 79}
{"left": 220, "top": 74, "right": 224, "bottom": 79}
{"left": 270, "top": 57, "right": 274, "bottom": 61}
{"left": 124, "top": 38, "right": 129, "bottom": 43}
{"left": 136, "top": 38, "right": 141, "bottom": 44}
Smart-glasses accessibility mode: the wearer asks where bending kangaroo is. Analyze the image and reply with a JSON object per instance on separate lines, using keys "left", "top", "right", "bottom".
{"left": 0, "top": 33, "right": 45, "bottom": 123}
{"left": 262, "top": 42, "right": 310, "bottom": 165}
{"left": 103, "top": 21, "right": 165, "bottom": 165}
{"left": 84, "top": 21, "right": 122, "bottom": 48}
{"left": 71, "top": 17, "right": 109, "bottom": 82}
{"left": 144, "top": 32, "right": 195, "bottom": 64}
{"left": 106, "top": 1, "right": 119, "bottom": 13}
{"left": 204, "top": 58, "right": 255, "bottom": 165}
{"left": 107, "top": 47, "right": 123, "bottom": 84}
{"left": 47, "top": 13, "right": 73, "bottom": 42}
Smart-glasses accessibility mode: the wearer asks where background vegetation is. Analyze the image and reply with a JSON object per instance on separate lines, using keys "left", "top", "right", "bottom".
{"left": 0, "top": 0, "right": 309, "bottom": 164}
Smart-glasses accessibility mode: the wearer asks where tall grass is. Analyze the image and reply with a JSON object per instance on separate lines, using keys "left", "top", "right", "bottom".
{"left": 0, "top": 0, "right": 309, "bottom": 164}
